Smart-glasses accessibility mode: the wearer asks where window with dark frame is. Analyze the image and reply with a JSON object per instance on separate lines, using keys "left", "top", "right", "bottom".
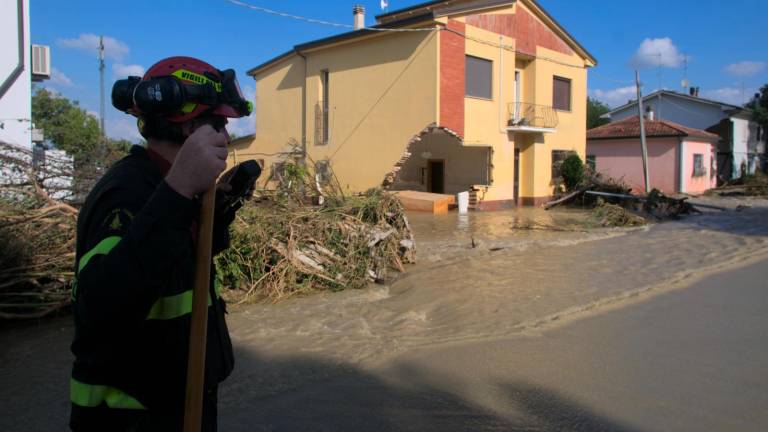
{"left": 586, "top": 155, "right": 596, "bottom": 171}
{"left": 693, "top": 153, "right": 706, "bottom": 177}
{"left": 553, "top": 76, "right": 571, "bottom": 111}
{"left": 466, "top": 55, "right": 493, "bottom": 100}
{"left": 320, "top": 69, "right": 330, "bottom": 145}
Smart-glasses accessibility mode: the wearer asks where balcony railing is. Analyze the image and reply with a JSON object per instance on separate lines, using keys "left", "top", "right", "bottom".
{"left": 507, "top": 102, "right": 558, "bottom": 132}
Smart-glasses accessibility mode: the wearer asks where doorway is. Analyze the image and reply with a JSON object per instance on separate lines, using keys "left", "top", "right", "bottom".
{"left": 427, "top": 160, "right": 445, "bottom": 194}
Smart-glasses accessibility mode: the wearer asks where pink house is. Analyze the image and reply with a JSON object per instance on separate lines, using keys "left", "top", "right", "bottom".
{"left": 587, "top": 116, "right": 719, "bottom": 195}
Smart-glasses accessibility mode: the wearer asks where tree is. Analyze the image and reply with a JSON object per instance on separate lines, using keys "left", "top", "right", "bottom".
{"left": 746, "top": 84, "right": 768, "bottom": 129}
{"left": 561, "top": 153, "right": 585, "bottom": 191}
{"left": 31, "top": 87, "right": 101, "bottom": 160}
{"left": 587, "top": 97, "right": 611, "bottom": 130}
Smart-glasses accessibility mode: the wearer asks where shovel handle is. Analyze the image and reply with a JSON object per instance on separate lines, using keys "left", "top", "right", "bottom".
{"left": 183, "top": 183, "right": 216, "bottom": 432}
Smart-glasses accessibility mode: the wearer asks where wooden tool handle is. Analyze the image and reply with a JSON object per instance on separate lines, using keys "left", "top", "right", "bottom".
{"left": 183, "top": 184, "right": 216, "bottom": 432}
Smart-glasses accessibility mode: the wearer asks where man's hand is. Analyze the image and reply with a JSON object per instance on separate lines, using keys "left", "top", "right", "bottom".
{"left": 166, "top": 125, "right": 228, "bottom": 199}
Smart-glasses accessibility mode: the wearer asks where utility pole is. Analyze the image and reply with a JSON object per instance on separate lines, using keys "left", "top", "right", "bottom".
{"left": 98, "top": 36, "right": 106, "bottom": 154}
{"left": 636, "top": 70, "right": 651, "bottom": 194}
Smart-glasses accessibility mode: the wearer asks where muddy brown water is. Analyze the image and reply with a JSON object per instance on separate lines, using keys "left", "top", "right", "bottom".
{"left": 227, "top": 197, "right": 768, "bottom": 366}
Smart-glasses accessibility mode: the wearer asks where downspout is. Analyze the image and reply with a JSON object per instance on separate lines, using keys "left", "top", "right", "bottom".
{"left": 678, "top": 138, "right": 686, "bottom": 194}
{"left": 498, "top": 35, "right": 507, "bottom": 134}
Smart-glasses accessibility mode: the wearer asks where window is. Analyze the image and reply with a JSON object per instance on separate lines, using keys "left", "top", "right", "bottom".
{"left": 317, "top": 69, "right": 330, "bottom": 145}
{"left": 553, "top": 76, "right": 571, "bottom": 111}
{"left": 551, "top": 150, "right": 575, "bottom": 179}
{"left": 586, "top": 155, "right": 596, "bottom": 171}
{"left": 466, "top": 55, "right": 493, "bottom": 99}
{"left": 693, "top": 153, "right": 706, "bottom": 177}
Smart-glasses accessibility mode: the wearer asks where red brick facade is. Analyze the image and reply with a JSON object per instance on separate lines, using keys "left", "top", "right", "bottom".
{"left": 465, "top": 8, "right": 573, "bottom": 57}
{"left": 439, "top": 19, "right": 466, "bottom": 137}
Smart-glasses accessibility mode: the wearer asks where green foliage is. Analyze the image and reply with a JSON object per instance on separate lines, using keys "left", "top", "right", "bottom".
{"left": 587, "top": 97, "right": 611, "bottom": 130}
{"left": 32, "top": 87, "right": 101, "bottom": 159}
{"left": 561, "top": 154, "right": 585, "bottom": 191}
{"left": 32, "top": 87, "right": 132, "bottom": 163}
{"left": 747, "top": 84, "right": 768, "bottom": 129}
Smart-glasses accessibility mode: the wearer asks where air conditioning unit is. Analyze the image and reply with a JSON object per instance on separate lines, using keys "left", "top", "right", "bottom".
{"left": 31, "top": 45, "right": 51, "bottom": 82}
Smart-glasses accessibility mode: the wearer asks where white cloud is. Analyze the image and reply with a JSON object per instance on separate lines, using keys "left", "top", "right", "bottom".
{"left": 50, "top": 68, "right": 74, "bottom": 86}
{"left": 590, "top": 86, "right": 637, "bottom": 108}
{"left": 112, "top": 63, "right": 145, "bottom": 78}
{"left": 225, "top": 85, "right": 256, "bottom": 139}
{"left": 701, "top": 86, "right": 756, "bottom": 106}
{"left": 629, "top": 38, "right": 684, "bottom": 69}
{"left": 725, "top": 61, "right": 766, "bottom": 77}
{"left": 106, "top": 115, "right": 143, "bottom": 142}
{"left": 58, "top": 33, "right": 129, "bottom": 61}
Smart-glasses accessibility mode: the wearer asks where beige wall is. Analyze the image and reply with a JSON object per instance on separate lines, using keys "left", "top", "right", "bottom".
{"left": 246, "top": 30, "right": 439, "bottom": 192}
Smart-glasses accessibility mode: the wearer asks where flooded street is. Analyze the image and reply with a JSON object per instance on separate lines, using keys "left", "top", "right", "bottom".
{"left": 1, "top": 197, "right": 767, "bottom": 431}
{"left": 227, "top": 197, "right": 768, "bottom": 365}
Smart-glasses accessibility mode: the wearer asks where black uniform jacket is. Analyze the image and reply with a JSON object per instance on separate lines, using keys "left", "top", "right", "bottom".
{"left": 70, "top": 145, "right": 234, "bottom": 423}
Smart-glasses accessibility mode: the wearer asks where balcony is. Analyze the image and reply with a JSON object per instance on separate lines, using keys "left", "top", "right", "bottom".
{"left": 507, "top": 102, "right": 558, "bottom": 133}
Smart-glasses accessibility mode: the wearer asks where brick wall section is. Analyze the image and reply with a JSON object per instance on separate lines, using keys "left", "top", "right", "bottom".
{"left": 440, "top": 19, "right": 466, "bottom": 137}
{"left": 465, "top": 9, "right": 573, "bottom": 57}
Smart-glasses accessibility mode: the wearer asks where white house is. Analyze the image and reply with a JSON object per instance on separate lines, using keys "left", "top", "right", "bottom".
{"left": 0, "top": 0, "right": 33, "bottom": 149}
{"left": 603, "top": 90, "right": 766, "bottom": 181}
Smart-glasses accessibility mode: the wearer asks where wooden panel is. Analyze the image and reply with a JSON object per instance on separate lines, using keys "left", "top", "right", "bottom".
{"left": 395, "top": 190, "right": 456, "bottom": 214}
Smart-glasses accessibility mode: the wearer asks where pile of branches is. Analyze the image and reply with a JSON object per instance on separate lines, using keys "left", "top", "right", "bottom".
{"left": 1, "top": 142, "right": 77, "bottom": 319}
{"left": 706, "top": 171, "right": 768, "bottom": 197}
{"left": 544, "top": 171, "right": 701, "bottom": 226}
{"left": 215, "top": 159, "right": 415, "bottom": 304}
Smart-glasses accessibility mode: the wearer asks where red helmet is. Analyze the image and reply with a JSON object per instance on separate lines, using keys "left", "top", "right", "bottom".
{"left": 114, "top": 56, "right": 252, "bottom": 123}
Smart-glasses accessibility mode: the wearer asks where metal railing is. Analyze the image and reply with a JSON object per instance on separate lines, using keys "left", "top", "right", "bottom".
{"left": 507, "top": 102, "right": 559, "bottom": 130}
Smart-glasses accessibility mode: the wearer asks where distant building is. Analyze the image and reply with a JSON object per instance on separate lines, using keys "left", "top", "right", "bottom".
{"left": 241, "top": 0, "right": 597, "bottom": 208}
{"left": 1, "top": 0, "right": 72, "bottom": 199}
{"left": 603, "top": 90, "right": 766, "bottom": 181}
{"left": 587, "top": 116, "right": 719, "bottom": 195}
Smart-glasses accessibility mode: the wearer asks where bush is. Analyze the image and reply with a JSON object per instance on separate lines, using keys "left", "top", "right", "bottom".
{"left": 561, "top": 154, "right": 585, "bottom": 191}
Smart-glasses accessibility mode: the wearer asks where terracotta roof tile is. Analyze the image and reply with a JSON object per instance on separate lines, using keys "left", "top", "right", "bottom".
{"left": 587, "top": 116, "right": 720, "bottom": 141}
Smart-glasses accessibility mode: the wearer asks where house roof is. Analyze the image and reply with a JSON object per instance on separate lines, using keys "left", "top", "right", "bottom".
{"left": 248, "top": 0, "right": 596, "bottom": 77}
{"left": 605, "top": 90, "right": 749, "bottom": 117}
{"left": 247, "top": 12, "right": 436, "bottom": 76}
{"left": 587, "top": 116, "right": 720, "bottom": 142}
{"left": 377, "top": 0, "right": 596, "bottom": 64}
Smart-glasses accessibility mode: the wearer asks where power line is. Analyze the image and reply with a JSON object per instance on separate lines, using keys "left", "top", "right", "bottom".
{"left": 225, "top": 0, "right": 438, "bottom": 32}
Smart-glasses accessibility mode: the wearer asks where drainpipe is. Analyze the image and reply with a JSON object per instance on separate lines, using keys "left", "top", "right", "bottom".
{"left": 498, "top": 35, "right": 507, "bottom": 134}
{"left": 678, "top": 138, "right": 686, "bottom": 194}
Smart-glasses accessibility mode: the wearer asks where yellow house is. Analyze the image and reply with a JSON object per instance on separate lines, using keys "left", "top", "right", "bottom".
{"left": 238, "top": 0, "right": 596, "bottom": 208}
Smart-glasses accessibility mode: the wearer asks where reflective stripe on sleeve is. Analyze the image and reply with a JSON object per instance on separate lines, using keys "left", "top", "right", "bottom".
{"left": 72, "top": 236, "right": 122, "bottom": 299}
{"left": 145, "top": 290, "right": 218, "bottom": 321}
{"left": 70, "top": 378, "right": 146, "bottom": 410}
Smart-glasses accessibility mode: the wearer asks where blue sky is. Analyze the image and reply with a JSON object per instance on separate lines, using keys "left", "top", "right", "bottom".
{"left": 31, "top": 0, "right": 768, "bottom": 141}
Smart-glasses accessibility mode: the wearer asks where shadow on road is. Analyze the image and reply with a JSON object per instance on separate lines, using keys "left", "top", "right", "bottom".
{"left": 221, "top": 345, "right": 642, "bottom": 431}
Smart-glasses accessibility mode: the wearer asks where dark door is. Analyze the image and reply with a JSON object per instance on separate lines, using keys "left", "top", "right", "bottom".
{"left": 428, "top": 160, "right": 445, "bottom": 194}
{"left": 514, "top": 148, "right": 520, "bottom": 203}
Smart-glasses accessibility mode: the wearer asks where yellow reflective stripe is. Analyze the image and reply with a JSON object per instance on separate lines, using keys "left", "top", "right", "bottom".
{"left": 170, "top": 69, "right": 222, "bottom": 92}
{"left": 181, "top": 102, "right": 196, "bottom": 113}
{"left": 78, "top": 236, "right": 122, "bottom": 273}
{"left": 72, "top": 236, "right": 122, "bottom": 299}
{"left": 70, "top": 378, "right": 146, "bottom": 410}
{"left": 146, "top": 290, "right": 217, "bottom": 321}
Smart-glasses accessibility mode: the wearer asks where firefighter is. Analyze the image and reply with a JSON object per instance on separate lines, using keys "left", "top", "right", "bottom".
{"left": 69, "top": 56, "right": 255, "bottom": 431}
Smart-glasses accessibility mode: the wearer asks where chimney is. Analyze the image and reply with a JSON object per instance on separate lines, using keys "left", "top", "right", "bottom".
{"left": 353, "top": 5, "right": 365, "bottom": 30}
{"left": 645, "top": 106, "right": 655, "bottom": 121}
{"left": 690, "top": 86, "right": 700, "bottom": 97}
